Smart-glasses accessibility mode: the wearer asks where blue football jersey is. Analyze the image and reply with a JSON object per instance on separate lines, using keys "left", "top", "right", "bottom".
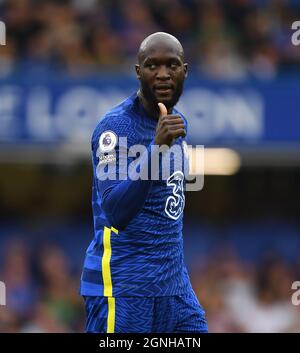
{"left": 80, "top": 93, "right": 193, "bottom": 297}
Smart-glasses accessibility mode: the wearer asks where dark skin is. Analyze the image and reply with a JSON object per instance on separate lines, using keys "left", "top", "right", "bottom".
{"left": 135, "top": 32, "right": 188, "bottom": 147}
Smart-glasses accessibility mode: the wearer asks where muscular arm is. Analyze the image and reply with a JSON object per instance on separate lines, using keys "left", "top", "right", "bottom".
{"left": 96, "top": 141, "right": 153, "bottom": 230}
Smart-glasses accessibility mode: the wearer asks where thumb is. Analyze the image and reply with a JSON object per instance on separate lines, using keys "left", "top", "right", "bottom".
{"left": 158, "top": 102, "right": 167, "bottom": 118}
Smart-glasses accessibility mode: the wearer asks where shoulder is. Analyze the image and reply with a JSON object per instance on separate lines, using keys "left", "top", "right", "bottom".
{"left": 92, "top": 113, "right": 132, "bottom": 144}
{"left": 91, "top": 96, "right": 136, "bottom": 150}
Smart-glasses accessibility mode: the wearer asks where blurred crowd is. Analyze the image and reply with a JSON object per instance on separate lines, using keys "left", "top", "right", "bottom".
{"left": 0, "top": 238, "right": 85, "bottom": 332}
{"left": 0, "top": 236, "right": 299, "bottom": 332}
{"left": 0, "top": 0, "right": 299, "bottom": 79}
{"left": 192, "top": 247, "right": 300, "bottom": 332}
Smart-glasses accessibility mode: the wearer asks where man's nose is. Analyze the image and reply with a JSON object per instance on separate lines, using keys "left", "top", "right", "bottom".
{"left": 156, "top": 65, "right": 171, "bottom": 80}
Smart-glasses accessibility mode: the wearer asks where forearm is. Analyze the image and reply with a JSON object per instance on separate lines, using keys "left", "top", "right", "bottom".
{"left": 100, "top": 178, "right": 152, "bottom": 230}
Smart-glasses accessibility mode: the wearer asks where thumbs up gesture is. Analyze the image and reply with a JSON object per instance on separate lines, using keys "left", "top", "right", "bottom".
{"left": 154, "top": 102, "right": 186, "bottom": 147}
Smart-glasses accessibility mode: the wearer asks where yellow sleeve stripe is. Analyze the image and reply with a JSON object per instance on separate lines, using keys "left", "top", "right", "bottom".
{"left": 102, "top": 226, "right": 118, "bottom": 297}
{"left": 111, "top": 226, "right": 119, "bottom": 234}
{"left": 102, "top": 226, "right": 118, "bottom": 333}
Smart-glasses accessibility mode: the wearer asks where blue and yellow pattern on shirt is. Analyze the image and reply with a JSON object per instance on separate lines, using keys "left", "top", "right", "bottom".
{"left": 80, "top": 93, "right": 193, "bottom": 297}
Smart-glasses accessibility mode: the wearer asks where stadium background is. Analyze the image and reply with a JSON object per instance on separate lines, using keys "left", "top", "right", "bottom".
{"left": 0, "top": 0, "right": 300, "bottom": 332}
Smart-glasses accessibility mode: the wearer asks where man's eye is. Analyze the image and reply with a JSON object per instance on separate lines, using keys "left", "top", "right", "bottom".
{"left": 148, "top": 64, "right": 156, "bottom": 70}
{"left": 170, "top": 63, "right": 179, "bottom": 69}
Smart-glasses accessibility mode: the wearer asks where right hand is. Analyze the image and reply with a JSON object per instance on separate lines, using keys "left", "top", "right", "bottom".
{"left": 154, "top": 103, "right": 186, "bottom": 147}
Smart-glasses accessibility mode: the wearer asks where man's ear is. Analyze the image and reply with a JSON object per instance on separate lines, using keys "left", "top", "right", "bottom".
{"left": 184, "top": 63, "right": 188, "bottom": 78}
{"left": 135, "top": 64, "right": 141, "bottom": 79}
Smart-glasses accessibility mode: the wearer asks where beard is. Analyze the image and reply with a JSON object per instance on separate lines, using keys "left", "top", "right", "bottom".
{"left": 140, "top": 79, "right": 184, "bottom": 110}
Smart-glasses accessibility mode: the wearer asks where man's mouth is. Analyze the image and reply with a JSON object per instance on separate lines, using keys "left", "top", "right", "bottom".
{"left": 154, "top": 84, "right": 174, "bottom": 94}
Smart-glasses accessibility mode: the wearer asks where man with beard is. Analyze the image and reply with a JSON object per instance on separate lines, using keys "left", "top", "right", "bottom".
{"left": 80, "top": 32, "right": 208, "bottom": 333}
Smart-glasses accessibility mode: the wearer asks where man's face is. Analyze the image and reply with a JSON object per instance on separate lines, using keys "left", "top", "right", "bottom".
{"left": 136, "top": 47, "right": 188, "bottom": 110}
